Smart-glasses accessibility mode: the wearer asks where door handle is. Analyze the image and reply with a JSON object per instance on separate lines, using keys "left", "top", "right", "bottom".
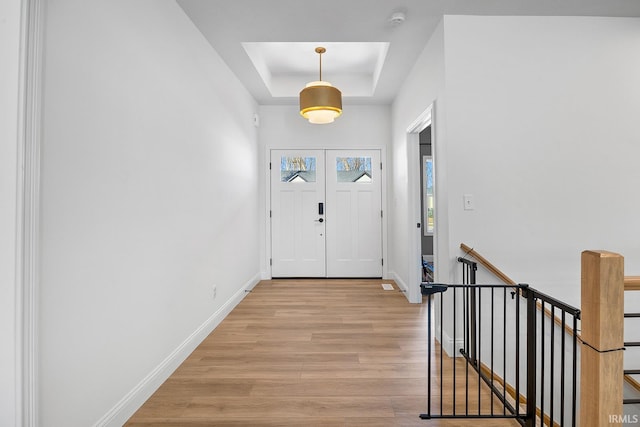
{"left": 315, "top": 218, "right": 324, "bottom": 223}
{"left": 318, "top": 202, "right": 324, "bottom": 215}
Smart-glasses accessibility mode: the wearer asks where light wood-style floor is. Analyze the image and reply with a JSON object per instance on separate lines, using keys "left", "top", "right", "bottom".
{"left": 126, "top": 279, "right": 518, "bottom": 426}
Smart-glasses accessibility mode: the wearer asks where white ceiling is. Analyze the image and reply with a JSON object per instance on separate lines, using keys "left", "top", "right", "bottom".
{"left": 176, "top": 0, "right": 640, "bottom": 105}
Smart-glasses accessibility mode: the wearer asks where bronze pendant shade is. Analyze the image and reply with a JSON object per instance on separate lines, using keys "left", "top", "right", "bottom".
{"left": 299, "top": 47, "right": 342, "bottom": 124}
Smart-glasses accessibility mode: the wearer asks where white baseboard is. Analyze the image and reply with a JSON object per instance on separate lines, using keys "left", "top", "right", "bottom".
{"left": 436, "top": 327, "right": 464, "bottom": 358}
{"left": 389, "top": 271, "right": 408, "bottom": 295}
{"left": 94, "top": 273, "right": 261, "bottom": 427}
{"left": 389, "top": 271, "right": 423, "bottom": 303}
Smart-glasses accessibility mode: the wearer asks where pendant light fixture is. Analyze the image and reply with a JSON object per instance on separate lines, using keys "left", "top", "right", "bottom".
{"left": 299, "top": 47, "right": 342, "bottom": 124}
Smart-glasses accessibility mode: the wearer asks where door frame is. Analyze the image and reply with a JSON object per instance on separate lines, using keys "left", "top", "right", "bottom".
{"left": 406, "top": 103, "right": 442, "bottom": 304}
{"left": 265, "top": 146, "right": 388, "bottom": 279}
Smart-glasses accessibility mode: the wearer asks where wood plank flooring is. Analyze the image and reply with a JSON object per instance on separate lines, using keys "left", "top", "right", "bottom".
{"left": 126, "top": 279, "right": 518, "bottom": 426}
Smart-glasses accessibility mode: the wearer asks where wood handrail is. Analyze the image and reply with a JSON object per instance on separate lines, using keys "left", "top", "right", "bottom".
{"left": 460, "top": 243, "right": 577, "bottom": 337}
{"left": 461, "top": 243, "right": 640, "bottom": 290}
{"left": 627, "top": 374, "right": 640, "bottom": 393}
{"left": 626, "top": 276, "right": 640, "bottom": 291}
{"left": 460, "top": 243, "right": 516, "bottom": 286}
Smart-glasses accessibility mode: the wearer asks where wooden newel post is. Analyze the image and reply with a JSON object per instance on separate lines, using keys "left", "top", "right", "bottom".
{"left": 580, "top": 250, "right": 624, "bottom": 426}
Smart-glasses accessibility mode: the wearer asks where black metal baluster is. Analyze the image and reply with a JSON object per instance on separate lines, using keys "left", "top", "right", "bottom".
{"left": 571, "top": 315, "right": 578, "bottom": 427}
{"left": 506, "top": 286, "right": 510, "bottom": 416}
{"left": 420, "top": 283, "right": 449, "bottom": 421}
{"left": 478, "top": 287, "right": 482, "bottom": 415}
{"left": 465, "top": 286, "right": 469, "bottom": 416}
{"left": 491, "top": 287, "right": 495, "bottom": 416}
{"left": 453, "top": 286, "right": 457, "bottom": 415}
{"left": 427, "top": 292, "right": 432, "bottom": 418}
{"left": 549, "top": 305, "right": 555, "bottom": 427}
{"left": 560, "top": 311, "right": 566, "bottom": 426}
{"left": 525, "top": 287, "right": 536, "bottom": 427}
{"left": 470, "top": 266, "right": 477, "bottom": 365}
{"left": 515, "top": 287, "right": 520, "bottom": 418}
{"left": 440, "top": 292, "right": 444, "bottom": 416}
{"left": 540, "top": 300, "right": 545, "bottom": 427}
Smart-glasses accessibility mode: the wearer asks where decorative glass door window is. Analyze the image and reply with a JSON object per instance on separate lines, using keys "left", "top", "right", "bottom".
{"left": 280, "top": 156, "right": 317, "bottom": 182}
{"left": 423, "top": 156, "right": 434, "bottom": 235}
{"left": 335, "top": 156, "right": 372, "bottom": 183}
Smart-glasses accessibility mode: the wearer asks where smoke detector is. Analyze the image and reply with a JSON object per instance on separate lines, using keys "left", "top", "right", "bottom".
{"left": 388, "top": 11, "right": 406, "bottom": 25}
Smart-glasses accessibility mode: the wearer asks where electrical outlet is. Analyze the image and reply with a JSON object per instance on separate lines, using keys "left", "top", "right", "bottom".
{"left": 212, "top": 285, "right": 217, "bottom": 300}
{"left": 463, "top": 194, "right": 475, "bottom": 211}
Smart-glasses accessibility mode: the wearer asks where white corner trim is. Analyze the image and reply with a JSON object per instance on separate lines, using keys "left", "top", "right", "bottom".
{"left": 17, "top": 0, "right": 45, "bottom": 426}
{"left": 93, "top": 273, "right": 261, "bottom": 427}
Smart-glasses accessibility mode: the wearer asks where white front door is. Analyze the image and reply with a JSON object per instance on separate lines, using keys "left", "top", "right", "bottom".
{"left": 326, "top": 150, "right": 382, "bottom": 277}
{"left": 271, "top": 150, "right": 326, "bottom": 277}
{"left": 270, "top": 149, "right": 382, "bottom": 278}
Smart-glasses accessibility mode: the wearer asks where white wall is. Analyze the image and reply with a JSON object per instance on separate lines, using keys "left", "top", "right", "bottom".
{"left": 0, "top": 2, "right": 22, "bottom": 425}
{"left": 443, "top": 16, "right": 640, "bottom": 305}
{"left": 257, "top": 104, "right": 391, "bottom": 278}
{"left": 40, "top": 1, "right": 259, "bottom": 425}
{"left": 390, "top": 21, "right": 446, "bottom": 302}
{"left": 392, "top": 16, "right": 640, "bottom": 305}
{"left": 259, "top": 105, "right": 391, "bottom": 151}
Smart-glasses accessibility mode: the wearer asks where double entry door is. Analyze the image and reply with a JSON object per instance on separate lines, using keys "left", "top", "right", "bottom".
{"left": 271, "top": 149, "right": 382, "bottom": 278}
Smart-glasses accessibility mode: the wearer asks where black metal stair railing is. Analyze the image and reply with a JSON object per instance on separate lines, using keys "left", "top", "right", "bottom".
{"left": 420, "top": 258, "right": 581, "bottom": 426}
{"left": 624, "top": 310, "right": 640, "bottom": 405}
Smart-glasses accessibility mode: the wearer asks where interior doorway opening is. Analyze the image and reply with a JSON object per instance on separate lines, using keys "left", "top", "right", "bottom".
{"left": 420, "top": 126, "right": 435, "bottom": 283}
{"left": 406, "top": 104, "right": 435, "bottom": 304}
